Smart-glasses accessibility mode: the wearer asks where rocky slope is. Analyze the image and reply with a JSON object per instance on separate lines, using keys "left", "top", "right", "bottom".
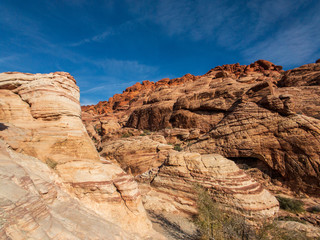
{"left": 82, "top": 60, "right": 320, "bottom": 196}
{"left": 0, "top": 72, "right": 163, "bottom": 239}
{"left": 100, "top": 136, "right": 279, "bottom": 222}
{"left": 0, "top": 140, "right": 135, "bottom": 240}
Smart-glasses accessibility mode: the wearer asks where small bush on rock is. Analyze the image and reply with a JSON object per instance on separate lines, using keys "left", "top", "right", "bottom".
{"left": 276, "top": 196, "right": 304, "bottom": 213}
{"left": 121, "top": 132, "right": 133, "bottom": 138}
{"left": 194, "top": 186, "right": 312, "bottom": 240}
{"left": 174, "top": 144, "right": 182, "bottom": 152}
{"left": 46, "top": 158, "right": 58, "bottom": 169}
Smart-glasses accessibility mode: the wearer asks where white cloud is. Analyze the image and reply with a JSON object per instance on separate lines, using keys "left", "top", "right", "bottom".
{"left": 96, "top": 59, "right": 157, "bottom": 79}
{"left": 70, "top": 30, "right": 114, "bottom": 47}
{"left": 80, "top": 97, "right": 96, "bottom": 106}
{"left": 144, "top": 0, "right": 237, "bottom": 41}
{"left": 243, "top": 2, "right": 320, "bottom": 67}
{"left": 0, "top": 55, "right": 18, "bottom": 64}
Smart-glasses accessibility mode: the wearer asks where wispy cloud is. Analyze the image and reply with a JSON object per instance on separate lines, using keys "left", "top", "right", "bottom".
{"left": 243, "top": 2, "right": 320, "bottom": 67}
{"left": 0, "top": 55, "right": 19, "bottom": 64}
{"left": 125, "top": 0, "right": 319, "bottom": 67}
{"left": 96, "top": 59, "right": 157, "bottom": 79}
{"left": 80, "top": 97, "right": 97, "bottom": 106}
{"left": 70, "top": 30, "right": 114, "bottom": 47}
{"left": 81, "top": 80, "right": 138, "bottom": 93}
{"left": 126, "top": 0, "right": 314, "bottom": 53}
{"left": 127, "top": 0, "right": 236, "bottom": 41}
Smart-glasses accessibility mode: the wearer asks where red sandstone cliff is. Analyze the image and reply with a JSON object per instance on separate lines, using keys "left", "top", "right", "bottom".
{"left": 82, "top": 59, "right": 320, "bottom": 196}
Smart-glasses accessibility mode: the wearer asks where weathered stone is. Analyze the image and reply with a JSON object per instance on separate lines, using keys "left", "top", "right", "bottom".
{"left": 82, "top": 60, "right": 320, "bottom": 195}
{"left": 0, "top": 72, "right": 163, "bottom": 239}
{"left": 100, "top": 136, "right": 172, "bottom": 175}
{"left": 100, "top": 137, "right": 279, "bottom": 222}
{"left": 139, "top": 151, "right": 279, "bottom": 222}
{"left": 0, "top": 140, "right": 136, "bottom": 240}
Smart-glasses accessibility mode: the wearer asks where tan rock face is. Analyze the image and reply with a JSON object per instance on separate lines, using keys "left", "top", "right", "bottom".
{"left": 0, "top": 72, "right": 99, "bottom": 163}
{"left": 188, "top": 63, "right": 320, "bottom": 194}
{"left": 0, "top": 72, "right": 161, "bottom": 239}
{"left": 0, "top": 140, "right": 135, "bottom": 240}
{"left": 99, "top": 136, "right": 279, "bottom": 222}
{"left": 278, "top": 63, "right": 320, "bottom": 87}
{"left": 141, "top": 152, "right": 279, "bottom": 221}
{"left": 124, "top": 61, "right": 282, "bottom": 131}
{"left": 100, "top": 136, "right": 172, "bottom": 175}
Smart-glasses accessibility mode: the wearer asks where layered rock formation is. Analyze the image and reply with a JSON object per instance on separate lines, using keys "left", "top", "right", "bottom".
{"left": 0, "top": 72, "right": 162, "bottom": 239}
{"left": 100, "top": 135, "right": 171, "bottom": 175}
{"left": 0, "top": 140, "right": 134, "bottom": 240}
{"left": 82, "top": 60, "right": 320, "bottom": 195}
{"left": 101, "top": 136, "right": 279, "bottom": 222}
{"left": 82, "top": 73, "right": 199, "bottom": 117}
{"left": 142, "top": 152, "right": 279, "bottom": 221}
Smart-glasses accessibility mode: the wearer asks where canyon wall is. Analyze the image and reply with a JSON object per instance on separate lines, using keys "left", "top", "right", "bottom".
{"left": 82, "top": 60, "right": 320, "bottom": 195}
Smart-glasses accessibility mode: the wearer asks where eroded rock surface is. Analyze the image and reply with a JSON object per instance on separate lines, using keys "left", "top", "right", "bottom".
{"left": 82, "top": 60, "right": 320, "bottom": 195}
{"left": 141, "top": 152, "right": 279, "bottom": 221}
{"left": 0, "top": 72, "right": 162, "bottom": 239}
{"left": 0, "top": 140, "right": 134, "bottom": 240}
{"left": 100, "top": 135, "right": 172, "bottom": 175}
{"left": 101, "top": 136, "right": 279, "bottom": 222}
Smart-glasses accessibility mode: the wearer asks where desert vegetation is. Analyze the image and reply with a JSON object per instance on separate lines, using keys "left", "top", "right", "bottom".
{"left": 46, "top": 158, "right": 58, "bottom": 169}
{"left": 276, "top": 196, "right": 304, "bottom": 213}
{"left": 194, "top": 186, "right": 313, "bottom": 240}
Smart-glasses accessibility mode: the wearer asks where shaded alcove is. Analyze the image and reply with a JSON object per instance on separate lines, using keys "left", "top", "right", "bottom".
{"left": 227, "top": 156, "right": 284, "bottom": 181}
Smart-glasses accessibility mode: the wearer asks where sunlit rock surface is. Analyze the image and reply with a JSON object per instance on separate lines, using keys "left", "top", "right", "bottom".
{"left": 0, "top": 72, "right": 163, "bottom": 239}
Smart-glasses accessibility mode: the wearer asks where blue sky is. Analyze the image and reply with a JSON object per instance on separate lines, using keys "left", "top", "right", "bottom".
{"left": 1, "top": 0, "right": 319, "bottom": 105}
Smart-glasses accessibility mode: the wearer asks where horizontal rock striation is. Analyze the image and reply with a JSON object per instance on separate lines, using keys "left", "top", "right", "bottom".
{"left": 0, "top": 140, "right": 135, "bottom": 240}
{"left": 189, "top": 62, "right": 320, "bottom": 195}
{"left": 0, "top": 72, "right": 161, "bottom": 239}
{"left": 141, "top": 151, "right": 278, "bottom": 221}
{"left": 82, "top": 60, "right": 320, "bottom": 195}
{"left": 100, "top": 135, "right": 172, "bottom": 175}
{"left": 100, "top": 136, "right": 279, "bottom": 221}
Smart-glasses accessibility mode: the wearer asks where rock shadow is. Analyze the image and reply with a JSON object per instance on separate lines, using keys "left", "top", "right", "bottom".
{"left": 148, "top": 211, "right": 199, "bottom": 240}
{"left": 0, "top": 123, "right": 8, "bottom": 131}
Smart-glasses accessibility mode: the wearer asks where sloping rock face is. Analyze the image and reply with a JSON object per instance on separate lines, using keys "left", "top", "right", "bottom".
{"left": 82, "top": 60, "right": 320, "bottom": 195}
{"left": 125, "top": 60, "right": 283, "bottom": 131}
{"left": 189, "top": 62, "right": 320, "bottom": 195}
{"left": 100, "top": 136, "right": 279, "bottom": 221}
{"left": 142, "top": 152, "right": 279, "bottom": 221}
{"left": 0, "top": 72, "right": 161, "bottom": 239}
{"left": 100, "top": 135, "right": 172, "bottom": 175}
{"left": 0, "top": 140, "right": 134, "bottom": 240}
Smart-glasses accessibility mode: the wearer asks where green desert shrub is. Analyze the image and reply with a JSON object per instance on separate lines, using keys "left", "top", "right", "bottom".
{"left": 174, "top": 144, "right": 182, "bottom": 152}
{"left": 140, "top": 129, "right": 151, "bottom": 136}
{"left": 94, "top": 125, "right": 102, "bottom": 135}
{"left": 194, "top": 186, "right": 312, "bottom": 240}
{"left": 121, "top": 132, "right": 133, "bottom": 138}
{"left": 46, "top": 158, "right": 58, "bottom": 169}
{"left": 193, "top": 185, "right": 252, "bottom": 240}
{"left": 143, "top": 129, "right": 151, "bottom": 135}
{"left": 276, "top": 196, "right": 304, "bottom": 213}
